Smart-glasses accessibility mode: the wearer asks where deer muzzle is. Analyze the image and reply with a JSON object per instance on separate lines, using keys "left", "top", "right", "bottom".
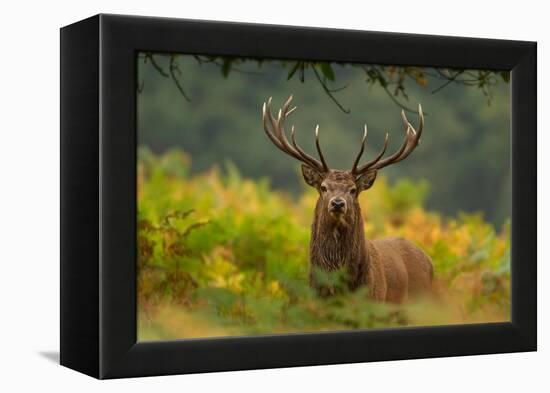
{"left": 329, "top": 197, "right": 347, "bottom": 216}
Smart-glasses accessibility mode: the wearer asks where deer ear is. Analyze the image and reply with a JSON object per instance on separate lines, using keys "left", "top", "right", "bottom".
{"left": 301, "top": 164, "right": 323, "bottom": 188}
{"left": 356, "top": 170, "right": 377, "bottom": 192}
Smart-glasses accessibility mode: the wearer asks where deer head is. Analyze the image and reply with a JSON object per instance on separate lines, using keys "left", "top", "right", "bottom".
{"left": 262, "top": 95, "right": 424, "bottom": 225}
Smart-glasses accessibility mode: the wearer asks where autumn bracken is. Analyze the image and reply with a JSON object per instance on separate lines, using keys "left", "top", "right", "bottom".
{"left": 137, "top": 148, "right": 510, "bottom": 340}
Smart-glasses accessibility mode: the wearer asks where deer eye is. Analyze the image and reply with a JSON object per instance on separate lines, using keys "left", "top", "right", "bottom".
{"left": 349, "top": 187, "right": 357, "bottom": 195}
{"left": 320, "top": 185, "right": 328, "bottom": 192}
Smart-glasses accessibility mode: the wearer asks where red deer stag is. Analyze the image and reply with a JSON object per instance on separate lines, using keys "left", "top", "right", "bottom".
{"left": 262, "top": 96, "right": 433, "bottom": 303}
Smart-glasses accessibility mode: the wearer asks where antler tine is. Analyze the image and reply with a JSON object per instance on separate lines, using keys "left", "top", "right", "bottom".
{"left": 290, "top": 125, "right": 328, "bottom": 171}
{"left": 351, "top": 125, "right": 368, "bottom": 174}
{"left": 369, "top": 104, "right": 423, "bottom": 170}
{"left": 280, "top": 111, "right": 328, "bottom": 171}
{"left": 286, "top": 106, "right": 298, "bottom": 116}
{"left": 263, "top": 97, "right": 303, "bottom": 161}
{"left": 315, "top": 125, "right": 329, "bottom": 172}
{"left": 352, "top": 104, "right": 424, "bottom": 175}
{"left": 262, "top": 95, "right": 328, "bottom": 173}
{"left": 413, "top": 103, "right": 424, "bottom": 142}
{"left": 392, "top": 104, "right": 423, "bottom": 157}
{"left": 281, "top": 94, "right": 295, "bottom": 116}
{"left": 355, "top": 132, "right": 390, "bottom": 173}
{"left": 267, "top": 96, "right": 297, "bottom": 153}
{"left": 262, "top": 99, "right": 285, "bottom": 151}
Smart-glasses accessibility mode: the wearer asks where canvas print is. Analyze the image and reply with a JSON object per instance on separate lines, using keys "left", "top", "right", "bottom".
{"left": 136, "top": 53, "right": 510, "bottom": 341}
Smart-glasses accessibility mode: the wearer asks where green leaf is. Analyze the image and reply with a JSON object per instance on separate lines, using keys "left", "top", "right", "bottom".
{"left": 286, "top": 62, "right": 302, "bottom": 81}
{"left": 500, "top": 71, "right": 510, "bottom": 82}
{"left": 221, "top": 59, "right": 233, "bottom": 78}
{"left": 319, "top": 62, "right": 335, "bottom": 81}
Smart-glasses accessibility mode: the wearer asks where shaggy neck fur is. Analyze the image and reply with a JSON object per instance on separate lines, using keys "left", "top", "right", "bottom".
{"left": 309, "top": 198, "right": 369, "bottom": 291}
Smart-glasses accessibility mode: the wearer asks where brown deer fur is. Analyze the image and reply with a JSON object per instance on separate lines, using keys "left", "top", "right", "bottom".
{"left": 262, "top": 96, "right": 433, "bottom": 303}
{"left": 307, "top": 170, "right": 433, "bottom": 302}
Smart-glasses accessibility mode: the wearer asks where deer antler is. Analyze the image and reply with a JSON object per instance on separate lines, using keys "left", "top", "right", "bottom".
{"left": 262, "top": 95, "right": 329, "bottom": 173}
{"left": 351, "top": 104, "right": 424, "bottom": 176}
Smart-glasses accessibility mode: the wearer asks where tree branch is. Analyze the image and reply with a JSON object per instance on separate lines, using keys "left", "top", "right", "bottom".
{"left": 431, "top": 70, "right": 464, "bottom": 94}
{"left": 169, "top": 55, "right": 192, "bottom": 102}
{"left": 311, "top": 65, "right": 351, "bottom": 114}
{"left": 139, "top": 53, "right": 504, "bottom": 113}
{"left": 145, "top": 53, "right": 169, "bottom": 78}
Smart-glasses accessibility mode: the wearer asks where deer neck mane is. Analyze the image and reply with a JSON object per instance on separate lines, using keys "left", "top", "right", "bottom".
{"left": 309, "top": 199, "right": 369, "bottom": 276}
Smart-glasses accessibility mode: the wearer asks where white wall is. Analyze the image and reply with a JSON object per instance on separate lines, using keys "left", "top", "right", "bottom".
{"left": 0, "top": 0, "right": 545, "bottom": 391}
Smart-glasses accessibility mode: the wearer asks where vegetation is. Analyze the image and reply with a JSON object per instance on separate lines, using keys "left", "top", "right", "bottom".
{"left": 138, "top": 53, "right": 508, "bottom": 114}
{"left": 137, "top": 149, "right": 510, "bottom": 341}
{"left": 137, "top": 54, "right": 511, "bottom": 226}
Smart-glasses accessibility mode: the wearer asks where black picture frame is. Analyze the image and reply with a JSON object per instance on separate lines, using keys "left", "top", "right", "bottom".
{"left": 60, "top": 14, "right": 537, "bottom": 379}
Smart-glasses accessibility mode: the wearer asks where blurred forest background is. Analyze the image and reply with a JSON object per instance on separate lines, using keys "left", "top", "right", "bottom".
{"left": 137, "top": 53, "right": 511, "bottom": 340}
{"left": 137, "top": 54, "right": 510, "bottom": 225}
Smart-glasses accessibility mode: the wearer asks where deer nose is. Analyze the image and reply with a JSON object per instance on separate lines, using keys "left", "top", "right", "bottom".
{"left": 330, "top": 198, "right": 346, "bottom": 210}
